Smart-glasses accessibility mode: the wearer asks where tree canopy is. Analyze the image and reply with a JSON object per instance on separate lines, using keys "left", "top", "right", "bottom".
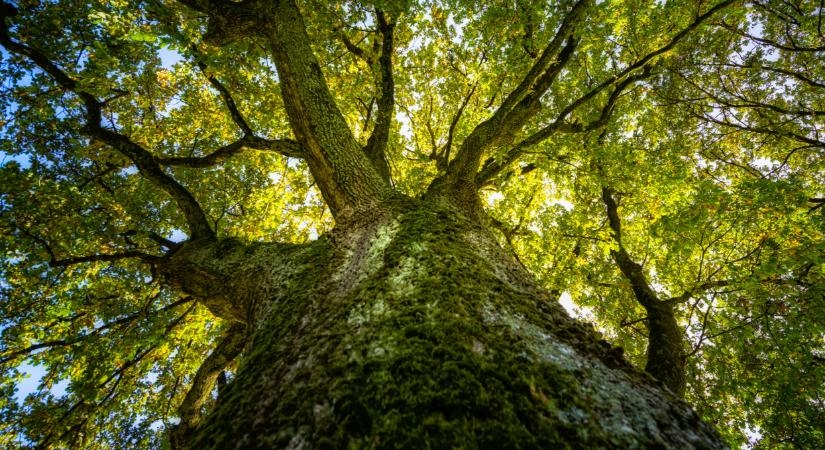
{"left": 0, "top": 0, "right": 823, "bottom": 448}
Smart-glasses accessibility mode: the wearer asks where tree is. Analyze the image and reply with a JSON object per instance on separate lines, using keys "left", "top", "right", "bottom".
{"left": 0, "top": 0, "right": 822, "bottom": 448}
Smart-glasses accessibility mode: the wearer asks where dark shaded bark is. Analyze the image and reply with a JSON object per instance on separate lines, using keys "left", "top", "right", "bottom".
{"left": 165, "top": 198, "right": 723, "bottom": 449}
{"left": 602, "top": 188, "right": 687, "bottom": 396}
{"left": 362, "top": 9, "right": 395, "bottom": 185}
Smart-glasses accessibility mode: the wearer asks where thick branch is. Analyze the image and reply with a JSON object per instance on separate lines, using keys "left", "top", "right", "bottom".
{"left": 158, "top": 238, "right": 310, "bottom": 323}
{"left": 147, "top": 232, "right": 182, "bottom": 250}
{"left": 84, "top": 127, "right": 215, "bottom": 240}
{"left": 173, "top": 324, "right": 247, "bottom": 446}
{"left": 363, "top": 10, "right": 395, "bottom": 184}
{"left": 438, "top": 0, "right": 732, "bottom": 195}
{"left": 176, "top": 0, "right": 256, "bottom": 46}
{"left": 159, "top": 136, "right": 303, "bottom": 168}
{"left": 174, "top": 0, "right": 231, "bottom": 14}
{"left": 178, "top": 0, "right": 381, "bottom": 211}
{"left": 264, "top": 0, "right": 390, "bottom": 217}
{"left": 475, "top": 1, "right": 734, "bottom": 186}
{"left": 601, "top": 188, "right": 660, "bottom": 306}
{"left": 601, "top": 187, "right": 686, "bottom": 395}
{"left": 437, "top": 1, "right": 589, "bottom": 186}
{"left": 496, "top": 0, "right": 592, "bottom": 116}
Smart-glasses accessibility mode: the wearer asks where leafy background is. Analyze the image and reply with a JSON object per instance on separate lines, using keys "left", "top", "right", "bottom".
{"left": 1, "top": 0, "right": 822, "bottom": 448}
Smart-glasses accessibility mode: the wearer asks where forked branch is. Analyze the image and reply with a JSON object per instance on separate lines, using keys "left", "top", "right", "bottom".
{"left": 258, "top": 0, "right": 390, "bottom": 216}
{"left": 477, "top": 67, "right": 652, "bottom": 185}
{"left": 472, "top": 0, "right": 735, "bottom": 187}
{"left": 0, "top": 4, "right": 215, "bottom": 240}
{"left": 439, "top": 0, "right": 591, "bottom": 185}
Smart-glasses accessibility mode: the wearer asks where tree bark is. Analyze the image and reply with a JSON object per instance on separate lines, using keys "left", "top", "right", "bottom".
{"left": 602, "top": 187, "right": 687, "bottom": 396}
{"left": 264, "top": 0, "right": 390, "bottom": 218}
{"left": 164, "top": 198, "right": 724, "bottom": 449}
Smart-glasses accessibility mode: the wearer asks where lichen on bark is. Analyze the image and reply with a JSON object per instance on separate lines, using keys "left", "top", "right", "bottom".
{"left": 173, "top": 198, "right": 725, "bottom": 449}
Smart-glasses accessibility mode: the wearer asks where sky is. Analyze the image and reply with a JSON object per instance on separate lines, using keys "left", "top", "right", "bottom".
{"left": 2, "top": 46, "right": 187, "bottom": 409}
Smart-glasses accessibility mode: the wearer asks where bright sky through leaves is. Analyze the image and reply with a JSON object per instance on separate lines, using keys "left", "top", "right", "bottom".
{"left": 1, "top": 0, "right": 823, "bottom": 448}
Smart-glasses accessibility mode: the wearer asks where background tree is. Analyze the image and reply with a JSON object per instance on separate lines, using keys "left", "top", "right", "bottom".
{"left": 0, "top": 0, "right": 821, "bottom": 448}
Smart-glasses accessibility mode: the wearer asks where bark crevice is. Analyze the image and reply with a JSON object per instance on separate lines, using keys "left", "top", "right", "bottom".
{"left": 172, "top": 198, "right": 723, "bottom": 449}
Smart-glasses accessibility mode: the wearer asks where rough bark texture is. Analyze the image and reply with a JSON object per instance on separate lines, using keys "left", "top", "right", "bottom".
{"left": 165, "top": 197, "right": 724, "bottom": 449}
{"left": 265, "top": 0, "right": 390, "bottom": 218}
{"left": 602, "top": 188, "right": 687, "bottom": 396}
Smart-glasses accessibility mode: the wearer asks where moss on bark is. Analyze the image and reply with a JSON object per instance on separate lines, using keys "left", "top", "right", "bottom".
{"left": 182, "top": 198, "right": 725, "bottom": 449}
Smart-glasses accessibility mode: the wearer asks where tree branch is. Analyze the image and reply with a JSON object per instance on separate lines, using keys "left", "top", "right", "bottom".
{"left": 0, "top": 297, "right": 192, "bottom": 366}
{"left": 436, "top": 0, "right": 589, "bottom": 187}
{"left": 363, "top": 9, "right": 395, "bottom": 184}
{"left": 49, "top": 251, "right": 159, "bottom": 267}
{"left": 686, "top": 105, "right": 825, "bottom": 149}
{"left": 172, "top": 323, "right": 246, "bottom": 447}
{"left": 556, "top": 0, "right": 735, "bottom": 124}
{"left": 262, "top": 0, "right": 390, "bottom": 216}
{"left": 809, "top": 197, "right": 825, "bottom": 213}
{"left": 159, "top": 136, "right": 303, "bottom": 167}
{"left": 193, "top": 55, "right": 253, "bottom": 135}
{"left": 667, "top": 280, "right": 732, "bottom": 305}
{"left": 160, "top": 46, "right": 306, "bottom": 166}
{"left": 174, "top": 0, "right": 233, "bottom": 14}
{"left": 0, "top": 7, "right": 215, "bottom": 240}
{"left": 18, "top": 225, "right": 161, "bottom": 269}
{"left": 601, "top": 187, "right": 686, "bottom": 395}
{"left": 439, "top": 82, "right": 477, "bottom": 172}
{"left": 718, "top": 19, "right": 825, "bottom": 52}
{"left": 476, "top": 66, "right": 651, "bottom": 185}
{"left": 338, "top": 28, "right": 371, "bottom": 63}
{"left": 497, "top": 0, "right": 591, "bottom": 116}
{"left": 175, "top": 0, "right": 256, "bottom": 46}
{"left": 475, "top": 1, "right": 735, "bottom": 186}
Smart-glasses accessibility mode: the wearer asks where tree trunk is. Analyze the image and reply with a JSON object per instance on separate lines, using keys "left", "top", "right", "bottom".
{"left": 164, "top": 197, "right": 724, "bottom": 449}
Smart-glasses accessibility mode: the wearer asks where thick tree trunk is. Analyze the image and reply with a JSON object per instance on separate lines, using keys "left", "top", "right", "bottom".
{"left": 165, "top": 197, "right": 725, "bottom": 449}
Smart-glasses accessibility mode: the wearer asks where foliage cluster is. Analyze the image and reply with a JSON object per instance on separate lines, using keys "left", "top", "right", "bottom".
{"left": 0, "top": 0, "right": 822, "bottom": 448}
